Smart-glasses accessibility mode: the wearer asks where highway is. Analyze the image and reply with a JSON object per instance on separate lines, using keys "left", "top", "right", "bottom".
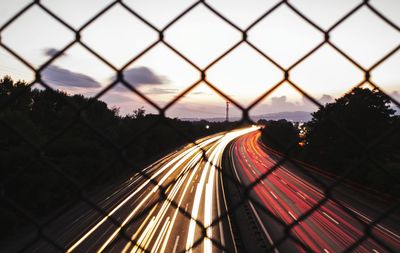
{"left": 226, "top": 130, "right": 400, "bottom": 253}
{"left": 12, "top": 127, "right": 399, "bottom": 253}
{"left": 24, "top": 126, "right": 258, "bottom": 253}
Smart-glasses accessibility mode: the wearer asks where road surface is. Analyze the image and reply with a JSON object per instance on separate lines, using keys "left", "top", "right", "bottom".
{"left": 225, "top": 130, "right": 400, "bottom": 253}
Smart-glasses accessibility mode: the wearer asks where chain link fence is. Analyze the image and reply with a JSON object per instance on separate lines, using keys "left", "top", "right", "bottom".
{"left": 0, "top": 0, "right": 399, "bottom": 252}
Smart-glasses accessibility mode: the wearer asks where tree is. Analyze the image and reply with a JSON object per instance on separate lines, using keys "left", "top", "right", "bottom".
{"left": 260, "top": 119, "right": 301, "bottom": 155}
{"left": 303, "top": 88, "right": 399, "bottom": 189}
{"left": 132, "top": 106, "right": 146, "bottom": 119}
{"left": 0, "top": 76, "right": 32, "bottom": 112}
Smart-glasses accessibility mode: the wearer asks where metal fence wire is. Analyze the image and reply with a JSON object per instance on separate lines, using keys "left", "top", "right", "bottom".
{"left": 0, "top": 0, "right": 399, "bottom": 252}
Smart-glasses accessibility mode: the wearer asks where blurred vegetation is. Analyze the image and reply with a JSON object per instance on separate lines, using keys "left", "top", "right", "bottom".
{"left": 258, "top": 119, "right": 301, "bottom": 156}
{"left": 260, "top": 88, "right": 400, "bottom": 196}
{"left": 0, "top": 76, "right": 240, "bottom": 239}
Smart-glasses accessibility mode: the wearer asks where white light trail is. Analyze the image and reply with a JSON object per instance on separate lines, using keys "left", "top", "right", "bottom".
{"left": 68, "top": 135, "right": 222, "bottom": 252}
{"left": 186, "top": 127, "right": 259, "bottom": 253}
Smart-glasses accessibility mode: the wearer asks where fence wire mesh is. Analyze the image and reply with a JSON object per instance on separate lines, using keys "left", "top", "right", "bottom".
{"left": 0, "top": 0, "right": 399, "bottom": 252}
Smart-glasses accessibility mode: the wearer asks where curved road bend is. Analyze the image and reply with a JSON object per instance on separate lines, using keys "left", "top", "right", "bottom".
{"left": 225, "top": 131, "right": 400, "bottom": 253}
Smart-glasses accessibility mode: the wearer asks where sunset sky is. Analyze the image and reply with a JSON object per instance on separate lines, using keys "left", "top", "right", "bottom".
{"left": 0, "top": 0, "right": 399, "bottom": 119}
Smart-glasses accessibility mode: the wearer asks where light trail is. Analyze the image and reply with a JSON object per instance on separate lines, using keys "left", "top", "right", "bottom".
{"left": 56, "top": 127, "right": 277, "bottom": 253}
{"left": 67, "top": 134, "right": 224, "bottom": 252}
{"left": 158, "top": 161, "right": 202, "bottom": 253}
{"left": 125, "top": 152, "right": 204, "bottom": 253}
{"left": 185, "top": 127, "right": 259, "bottom": 253}
{"left": 98, "top": 146, "right": 203, "bottom": 252}
{"left": 150, "top": 218, "right": 170, "bottom": 253}
{"left": 229, "top": 130, "right": 400, "bottom": 252}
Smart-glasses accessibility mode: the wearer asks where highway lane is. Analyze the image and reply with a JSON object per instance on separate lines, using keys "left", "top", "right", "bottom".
{"left": 227, "top": 131, "right": 400, "bottom": 253}
{"left": 23, "top": 126, "right": 257, "bottom": 253}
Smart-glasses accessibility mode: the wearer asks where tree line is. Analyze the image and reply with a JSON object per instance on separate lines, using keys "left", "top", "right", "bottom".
{"left": 0, "top": 76, "right": 240, "bottom": 239}
{"left": 260, "top": 88, "right": 400, "bottom": 195}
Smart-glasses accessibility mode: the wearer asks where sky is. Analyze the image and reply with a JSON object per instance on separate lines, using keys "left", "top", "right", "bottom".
{"left": 0, "top": 0, "right": 399, "bottom": 119}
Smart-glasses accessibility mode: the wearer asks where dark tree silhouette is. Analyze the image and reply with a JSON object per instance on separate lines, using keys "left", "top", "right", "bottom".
{"left": 131, "top": 106, "right": 146, "bottom": 119}
{"left": 258, "top": 88, "right": 399, "bottom": 194}
{"left": 259, "top": 119, "right": 301, "bottom": 155}
{"left": 303, "top": 88, "right": 399, "bottom": 192}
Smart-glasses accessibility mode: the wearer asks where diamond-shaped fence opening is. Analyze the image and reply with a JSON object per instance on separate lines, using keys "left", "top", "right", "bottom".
{"left": 1, "top": 5, "right": 75, "bottom": 68}
{"left": 164, "top": 3, "right": 242, "bottom": 69}
{"left": 206, "top": 43, "right": 283, "bottom": 107}
{"left": 330, "top": 6, "right": 399, "bottom": 69}
{"left": 81, "top": 4, "right": 159, "bottom": 68}
{"left": 289, "top": 44, "right": 365, "bottom": 98}
{"left": 0, "top": 0, "right": 399, "bottom": 252}
{"left": 248, "top": 3, "right": 324, "bottom": 68}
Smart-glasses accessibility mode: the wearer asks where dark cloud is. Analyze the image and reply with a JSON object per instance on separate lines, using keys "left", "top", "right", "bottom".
{"left": 111, "top": 67, "right": 168, "bottom": 92}
{"left": 43, "top": 48, "right": 66, "bottom": 58}
{"left": 42, "top": 65, "right": 101, "bottom": 88}
{"left": 111, "top": 67, "right": 170, "bottom": 94}
{"left": 122, "top": 67, "right": 167, "bottom": 86}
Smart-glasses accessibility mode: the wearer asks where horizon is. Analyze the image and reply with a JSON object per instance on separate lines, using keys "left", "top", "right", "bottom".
{"left": 2, "top": 74, "right": 399, "bottom": 124}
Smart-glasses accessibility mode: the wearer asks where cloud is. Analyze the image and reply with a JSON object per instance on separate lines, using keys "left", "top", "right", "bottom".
{"left": 43, "top": 48, "right": 66, "bottom": 58}
{"left": 319, "top": 94, "right": 334, "bottom": 104}
{"left": 271, "top": 96, "right": 289, "bottom": 105}
{"left": 301, "top": 94, "right": 334, "bottom": 107}
{"left": 42, "top": 65, "right": 101, "bottom": 88}
{"left": 254, "top": 94, "right": 335, "bottom": 114}
{"left": 99, "top": 92, "right": 133, "bottom": 103}
{"left": 256, "top": 95, "right": 304, "bottom": 113}
{"left": 107, "top": 66, "right": 172, "bottom": 96}
{"left": 110, "top": 67, "right": 169, "bottom": 93}
{"left": 268, "top": 96, "right": 301, "bottom": 112}
{"left": 121, "top": 67, "right": 167, "bottom": 86}
{"left": 145, "top": 88, "right": 178, "bottom": 95}
{"left": 191, "top": 91, "right": 208, "bottom": 95}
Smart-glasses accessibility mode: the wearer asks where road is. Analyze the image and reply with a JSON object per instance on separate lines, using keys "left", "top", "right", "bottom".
{"left": 9, "top": 127, "right": 399, "bottom": 253}
{"left": 226, "top": 130, "right": 400, "bottom": 253}
{"left": 22, "top": 127, "right": 257, "bottom": 253}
